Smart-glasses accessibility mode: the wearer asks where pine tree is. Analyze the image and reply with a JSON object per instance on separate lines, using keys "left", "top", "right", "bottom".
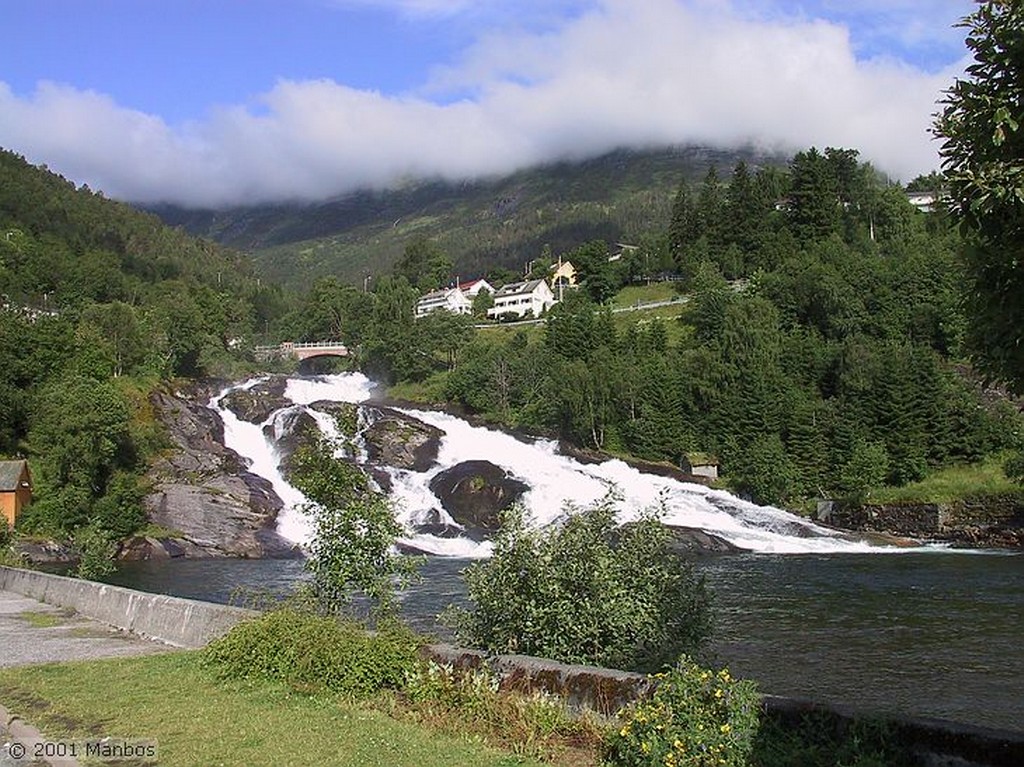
{"left": 788, "top": 147, "right": 840, "bottom": 244}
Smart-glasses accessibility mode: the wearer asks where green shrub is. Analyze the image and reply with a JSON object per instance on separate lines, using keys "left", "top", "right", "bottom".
{"left": 1004, "top": 449, "right": 1024, "bottom": 485}
{"left": 71, "top": 523, "right": 117, "bottom": 580}
{"left": 604, "top": 656, "right": 761, "bottom": 767}
{"left": 447, "top": 493, "right": 713, "bottom": 673}
{"left": 0, "top": 524, "right": 19, "bottom": 567}
{"left": 203, "top": 609, "right": 420, "bottom": 697}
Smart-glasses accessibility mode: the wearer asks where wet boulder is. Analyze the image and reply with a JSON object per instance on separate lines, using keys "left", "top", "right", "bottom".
{"left": 663, "top": 525, "right": 742, "bottom": 554}
{"left": 428, "top": 460, "right": 529, "bottom": 536}
{"left": 363, "top": 408, "right": 442, "bottom": 472}
{"left": 267, "top": 408, "right": 322, "bottom": 479}
{"left": 409, "top": 508, "right": 476, "bottom": 540}
{"left": 219, "top": 376, "right": 291, "bottom": 423}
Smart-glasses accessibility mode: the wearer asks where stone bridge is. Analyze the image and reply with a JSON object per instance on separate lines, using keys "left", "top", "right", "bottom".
{"left": 253, "top": 341, "right": 349, "bottom": 362}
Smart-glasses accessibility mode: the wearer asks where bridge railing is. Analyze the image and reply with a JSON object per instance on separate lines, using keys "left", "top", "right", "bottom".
{"left": 285, "top": 341, "right": 348, "bottom": 350}
{"left": 253, "top": 341, "right": 348, "bottom": 361}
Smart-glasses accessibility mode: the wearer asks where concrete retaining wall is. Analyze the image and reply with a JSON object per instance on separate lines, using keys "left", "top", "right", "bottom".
{"left": 0, "top": 566, "right": 256, "bottom": 648}
{"left": 422, "top": 643, "right": 653, "bottom": 716}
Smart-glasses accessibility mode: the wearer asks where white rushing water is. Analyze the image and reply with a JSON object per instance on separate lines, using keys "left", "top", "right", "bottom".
{"left": 212, "top": 372, "right": 890, "bottom": 557}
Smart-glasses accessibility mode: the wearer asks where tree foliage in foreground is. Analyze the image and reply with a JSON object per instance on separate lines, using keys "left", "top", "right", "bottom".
{"left": 448, "top": 495, "right": 713, "bottom": 674}
{"left": 935, "top": 0, "right": 1024, "bottom": 392}
{"left": 290, "top": 437, "right": 419, "bottom": 620}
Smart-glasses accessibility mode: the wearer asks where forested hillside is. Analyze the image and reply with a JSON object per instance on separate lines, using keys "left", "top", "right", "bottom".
{"left": 2, "top": 139, "right": 1018, "bottom": 558}
{"left": 281, "top": 147, "right": 1020, "bottom": 507}
{"left": 0, "top": 149, "right": 284, "bottom": 566}
{"left": 152, "top": 145, "right": 784, "bottom": 289}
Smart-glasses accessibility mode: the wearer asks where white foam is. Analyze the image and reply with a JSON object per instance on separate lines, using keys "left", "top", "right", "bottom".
{"left": 213, "top": 372, "right": 897, "bottom": 555}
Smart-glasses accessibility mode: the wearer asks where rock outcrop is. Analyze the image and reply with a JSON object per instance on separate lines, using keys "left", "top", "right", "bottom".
{"left": 363, "top": 408, "right": 442, "bottom": 472}
{"left": 664, "top": 526, "right": 742, "bottom": 554}
{"left": 143, "top": 388, "right": 300, "bottom": 559}
{"left": 218, "top": 376, "right": 291, "bottom": 424}
{"left": 428, "top": 460, "right": 530, "bottom": 537}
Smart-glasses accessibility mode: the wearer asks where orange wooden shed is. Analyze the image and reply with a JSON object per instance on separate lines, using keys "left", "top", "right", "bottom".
{"left": 0, "top": 460, "right": 31, "bottom": 529}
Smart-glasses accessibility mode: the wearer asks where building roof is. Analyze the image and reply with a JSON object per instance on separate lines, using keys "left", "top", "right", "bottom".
{"left": 494, "top": 278, "right": 546, "bottom": 298}
{"left": 418, "top": 288, "right": 453, "bottom": 302}
{"left": 0, "top": 460, "right": 29, "bottom": 491}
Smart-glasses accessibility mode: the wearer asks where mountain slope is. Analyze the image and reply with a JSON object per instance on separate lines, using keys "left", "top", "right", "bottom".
{"left": 152, "top": 145, "right": 787, "bottom": 289}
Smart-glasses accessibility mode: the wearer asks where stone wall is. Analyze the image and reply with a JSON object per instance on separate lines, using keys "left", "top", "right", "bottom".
{"left": 819, "top": 495, "right": 1024, "bottom": 547}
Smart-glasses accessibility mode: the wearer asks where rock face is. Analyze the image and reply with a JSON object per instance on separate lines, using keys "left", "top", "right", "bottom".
{"left": 363, "top": 408, "right": 442, "bottom": 472}
{"left": 218, "top": 376, "right": 290, "bottom": 423}
{"left": 143, "top": 388, "right": 300, "bottom": 559}
{"left": 267, "top": 408, "right": 322, "bottom": 480}
{"left": 428, "top": 460, "right": 530, "bottom": 536}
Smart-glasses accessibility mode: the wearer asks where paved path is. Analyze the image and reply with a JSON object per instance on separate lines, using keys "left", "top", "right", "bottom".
{"left": 0, "top": 590, "right": 172, "bottom": 667}
{"left": 0, "top": 589, "right": 173, "bottom": 766}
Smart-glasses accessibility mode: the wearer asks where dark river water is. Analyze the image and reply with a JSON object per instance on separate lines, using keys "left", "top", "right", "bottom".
{"left": 105, "top": 550, "right": 1024, "bottom": 733}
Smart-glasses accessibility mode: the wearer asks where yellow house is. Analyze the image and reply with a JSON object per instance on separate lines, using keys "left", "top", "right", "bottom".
{"left": 0, "top": 460, "right": 32, "bottom": 529}
{"left": 549, "top": 259, "right": 577, "bottom": 291}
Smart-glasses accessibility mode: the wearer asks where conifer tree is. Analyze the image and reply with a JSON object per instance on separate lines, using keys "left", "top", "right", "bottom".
{"left": 788, "top": 147, "right": 840, "bottom": 244}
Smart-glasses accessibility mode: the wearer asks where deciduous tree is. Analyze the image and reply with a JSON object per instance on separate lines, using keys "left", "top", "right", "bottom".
{"left": 935, "top": 0, "right": 1024, "bottom": 391}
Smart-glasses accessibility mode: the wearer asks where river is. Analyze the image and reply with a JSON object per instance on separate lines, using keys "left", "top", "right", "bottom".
{"left": 107, "top": 550, "right": 1023, "bottom": 732}
{"left": 108, "top": 372, "right": 1024, "bottom": 733}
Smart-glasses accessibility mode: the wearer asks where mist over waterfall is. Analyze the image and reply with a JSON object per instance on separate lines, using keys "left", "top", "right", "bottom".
{"left": 212, "top": 372, "right": 888, "bottom": 557}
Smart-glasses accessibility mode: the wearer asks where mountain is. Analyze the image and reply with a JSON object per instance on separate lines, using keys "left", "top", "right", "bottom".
{"left": 0, "top": 148, "right": 259, "bottom": 311}
{"left": 151, "top": 144, "right": 788, "bottom": 289}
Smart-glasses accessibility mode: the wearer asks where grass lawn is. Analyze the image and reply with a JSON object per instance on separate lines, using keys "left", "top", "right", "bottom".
{"left": 0, "top": 653, "right": 546, "bottom": 767}
{"left": 385, "top": 371, "right": 452, "bottom": 406}
{"left": 867, "top": 453, "right": 1024, "bottom": 505}
{"left": 609, "top": 282, "right": 681, "bottom": 308}
{"left": 612, "top": 304, "right": 693, "bottom": 347}
{"left": 474, "top": 322, "right": 546, "bottom": 343}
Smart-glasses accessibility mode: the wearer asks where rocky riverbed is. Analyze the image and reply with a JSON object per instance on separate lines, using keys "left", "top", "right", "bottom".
{"left": 32, "top": 372, "right": 1012, "bottom": 564}
{"left": 134, "top": 382, "right": 301, "bottom": 559}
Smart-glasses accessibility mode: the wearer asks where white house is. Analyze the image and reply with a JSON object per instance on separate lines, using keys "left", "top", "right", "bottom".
{"left": 415, "top": 287, "right": 472, "bottom": 318}
{"left": 415, "top": 278, "right": 494, "bottom": 318}
{"left": 487, "top": 279, "right": 556, "bottom": 320}
{"left": 907, "top": 191, "right": 944, "bottom": 213}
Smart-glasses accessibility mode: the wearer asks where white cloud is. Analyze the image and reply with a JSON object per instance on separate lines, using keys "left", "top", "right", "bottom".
{"left": 0, "top": 0, "right": 967, "bottom": 207}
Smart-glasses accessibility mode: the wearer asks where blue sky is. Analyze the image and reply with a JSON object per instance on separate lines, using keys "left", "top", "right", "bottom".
{"left": 0, "top": 0, "right": 975, "bottom": 207}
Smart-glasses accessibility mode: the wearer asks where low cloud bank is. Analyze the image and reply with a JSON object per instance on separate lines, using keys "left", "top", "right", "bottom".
{"left": 0, "top": 0, "right": 963, "bottom": 208}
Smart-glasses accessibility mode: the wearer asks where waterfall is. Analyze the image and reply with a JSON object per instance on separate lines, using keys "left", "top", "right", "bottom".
{"left": 211, "top": 372, "right": 892, "bottom": 557}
